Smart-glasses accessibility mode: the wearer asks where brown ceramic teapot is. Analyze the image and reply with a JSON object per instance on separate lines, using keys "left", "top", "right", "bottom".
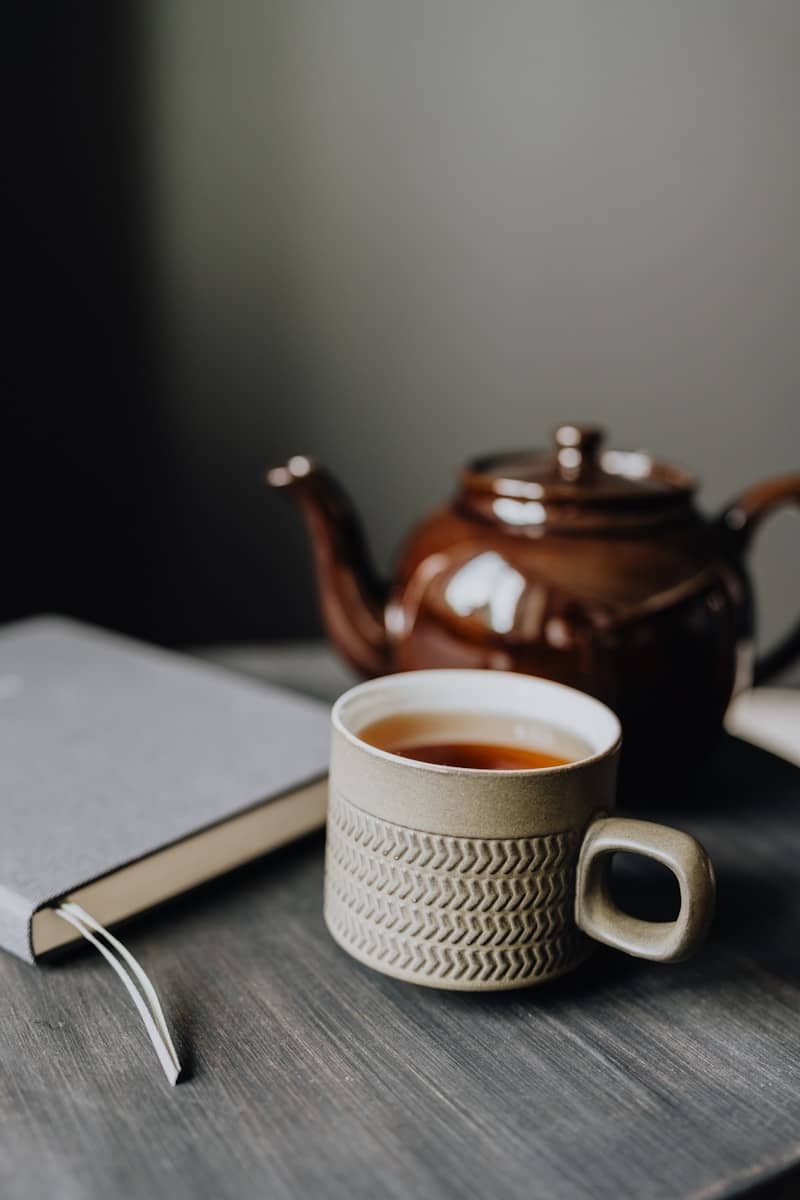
{"left": 267, "top": 426, "right": 799, "bottom": 781}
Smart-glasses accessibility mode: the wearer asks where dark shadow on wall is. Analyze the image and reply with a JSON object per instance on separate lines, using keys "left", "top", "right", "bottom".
{"left": 5, "top": 2, "right": 321, "bottom": 647}
{"left": 7, "top": 2, "right": 170, "bottom": 642}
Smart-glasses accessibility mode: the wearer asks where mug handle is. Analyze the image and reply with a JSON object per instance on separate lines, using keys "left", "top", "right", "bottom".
{"left": 719, "top": 474, "right": 800, "bottom": 683}
{"left": 574, "top": 817, "right": 716, "bottom": 962}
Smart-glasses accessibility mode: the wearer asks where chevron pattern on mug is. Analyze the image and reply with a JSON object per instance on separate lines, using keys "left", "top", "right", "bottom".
{"left": 324, "top": 789, "right": 590, "bottom": 990}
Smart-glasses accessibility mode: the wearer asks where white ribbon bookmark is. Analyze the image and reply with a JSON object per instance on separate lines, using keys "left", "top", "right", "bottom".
{"left": 55, "top": 901, "right": 181, "bottom": 1087}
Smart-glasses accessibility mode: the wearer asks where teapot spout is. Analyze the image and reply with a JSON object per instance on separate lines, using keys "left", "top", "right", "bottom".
{"left": 266, "top": 456, "right": 391, "bottom": 677}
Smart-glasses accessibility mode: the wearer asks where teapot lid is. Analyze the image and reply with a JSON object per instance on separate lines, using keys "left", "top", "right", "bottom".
{"left": 464, "top": 425, "right": 693, "bottom": 504}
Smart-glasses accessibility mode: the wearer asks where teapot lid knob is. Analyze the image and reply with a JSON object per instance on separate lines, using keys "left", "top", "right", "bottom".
{"left": 553, "top": 424, "right": 604, "bottom": 480}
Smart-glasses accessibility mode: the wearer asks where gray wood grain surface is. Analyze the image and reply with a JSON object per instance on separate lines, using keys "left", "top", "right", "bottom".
{"left": 2, "top": 644, "right": 799, "bottom": 1200}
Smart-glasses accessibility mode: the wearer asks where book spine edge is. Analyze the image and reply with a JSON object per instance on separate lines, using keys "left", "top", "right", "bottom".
{"left": 0, "top": 884, "right": 35, "bottom": 962}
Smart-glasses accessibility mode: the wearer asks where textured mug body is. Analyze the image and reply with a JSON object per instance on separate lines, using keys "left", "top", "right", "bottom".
{"left": 324, "top": 670, "right": 620, "bottom": 991}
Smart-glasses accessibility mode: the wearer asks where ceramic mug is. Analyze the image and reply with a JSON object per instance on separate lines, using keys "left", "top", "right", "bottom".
{"left": 324, "top": 670, "right": 716, "bottom": 991}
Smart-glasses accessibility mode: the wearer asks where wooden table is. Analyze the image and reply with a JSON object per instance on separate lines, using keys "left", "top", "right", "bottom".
{"left": 2, "top": 644, "right": 799, "bottom": 1200}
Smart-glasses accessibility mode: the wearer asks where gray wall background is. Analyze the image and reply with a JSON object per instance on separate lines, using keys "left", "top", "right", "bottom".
{"left": 147, "top": 0, "right": 799, "bottom": 652}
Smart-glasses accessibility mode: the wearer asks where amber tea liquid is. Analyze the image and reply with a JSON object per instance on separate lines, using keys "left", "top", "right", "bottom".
{"left": 357, "top": 710, "right": 581, "bottom": 770}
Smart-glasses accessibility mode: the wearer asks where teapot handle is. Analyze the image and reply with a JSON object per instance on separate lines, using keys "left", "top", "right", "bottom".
{"left": 720, "top": 474, "right": 800, "bottom": 683}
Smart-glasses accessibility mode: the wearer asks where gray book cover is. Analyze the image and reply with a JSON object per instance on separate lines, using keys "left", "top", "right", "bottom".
{"left": 0, "top": 617, "right": 331, "bottom": 962}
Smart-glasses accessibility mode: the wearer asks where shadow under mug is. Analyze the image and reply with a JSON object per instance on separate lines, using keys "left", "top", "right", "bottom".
{"left": 324, "top": 670, "right": 716, "bottom": 991}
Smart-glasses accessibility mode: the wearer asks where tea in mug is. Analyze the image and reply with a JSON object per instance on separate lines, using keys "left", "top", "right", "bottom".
{"left": 357, "top": 710, "right": 584, "bottom": 770}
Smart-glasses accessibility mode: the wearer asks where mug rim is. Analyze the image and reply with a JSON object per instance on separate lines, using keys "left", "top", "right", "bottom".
{"left": 332, "top": 668, "right": 622, "bottom": 778}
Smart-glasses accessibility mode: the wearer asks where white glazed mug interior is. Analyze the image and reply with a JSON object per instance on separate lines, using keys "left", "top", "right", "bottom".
{"left": 333, "top": 669, "right": 620, "bottom": 770}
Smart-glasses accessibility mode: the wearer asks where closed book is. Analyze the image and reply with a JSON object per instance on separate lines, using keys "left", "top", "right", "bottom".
{"left": 0, "top": 617, "right": 329, "bottom": 963}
